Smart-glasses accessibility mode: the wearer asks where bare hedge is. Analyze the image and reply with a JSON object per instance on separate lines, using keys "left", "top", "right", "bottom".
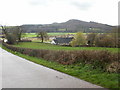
{"left": 2, "top": 43, "right": 119, "bottom": 73}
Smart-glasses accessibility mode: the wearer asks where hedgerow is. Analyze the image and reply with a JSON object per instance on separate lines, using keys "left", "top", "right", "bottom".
{"left": 2, "top": 43, "right": 119, "bottom": 73}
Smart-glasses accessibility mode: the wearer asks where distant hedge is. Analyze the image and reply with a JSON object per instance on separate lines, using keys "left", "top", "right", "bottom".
{"left": 2, "top": 43, "right": 119, "bottom": 73}
{"left": 19, "top": 39, "right": 32, "bottom": 42}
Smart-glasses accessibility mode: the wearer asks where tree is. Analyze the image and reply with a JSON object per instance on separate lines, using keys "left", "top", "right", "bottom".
{"left": 70, "top": 32, "right": 86, "bottom": 47}
{"left": 87, "top": 33, "right": 97, "bottom": 46}
{"left": 1, "top": 25, "right": 16, "bottom": 44}
{"left": 12, "top": 26, "right": 24, "bottom": 42}
{"left": 1, "top": 25, "right": 7, "bottom": 35}
{"left": 95, "top": 33, "right": 114, "bottom": 47}
{"left": 1, "top": 25, "right": 24, "bottom": 44}
{"left": 94, "top": 27, "right": 120, "bottom": 47}
{"left": 37, "top": 32, "right": 48, "bottom": 43}
{"left": 109, "top": 27, "right": 120, "bottom": 47}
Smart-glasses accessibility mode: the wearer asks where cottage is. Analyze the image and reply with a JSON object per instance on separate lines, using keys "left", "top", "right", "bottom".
{"left": 52, "top": 37, "right": 73, "bottom": 45}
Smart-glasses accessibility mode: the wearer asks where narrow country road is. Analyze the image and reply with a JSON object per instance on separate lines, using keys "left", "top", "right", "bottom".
{"left": 1, "top": 47, "right": 103, "bottom": 88}
{"left": 0, "top": 47, "right": 2, "bottom": 89}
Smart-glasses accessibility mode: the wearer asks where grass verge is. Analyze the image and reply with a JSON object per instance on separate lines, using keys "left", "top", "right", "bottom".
{"left": 2, "top": 45, "right": 119, "bottom": 89}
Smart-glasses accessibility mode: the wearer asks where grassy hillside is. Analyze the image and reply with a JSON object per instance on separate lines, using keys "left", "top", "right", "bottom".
{"left": 13, "top": 42, "right": 118, "bottom": 53}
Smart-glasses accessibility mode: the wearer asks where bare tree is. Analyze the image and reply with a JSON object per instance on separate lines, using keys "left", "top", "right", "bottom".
{"left": 1, "top": 25, "right": 7, "bottom": 35}
{"left": 37, "top": 31, "right": 48, "bottom": 43}
{"left": 12, "top": 26, "right": 23, "bottom": 41}
{"left": 87, "top": 33, "right": 97, "bottom": 46}
{"left": 110, "top": 27, "right": 120, "bottom": 47}
{"left": 1, "top": 25, "right": 24, "bottom": 44}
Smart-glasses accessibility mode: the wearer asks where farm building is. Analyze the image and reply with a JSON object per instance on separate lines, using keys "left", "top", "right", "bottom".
{"left": 52, "top": 37, "right": 73, "bottom": 45}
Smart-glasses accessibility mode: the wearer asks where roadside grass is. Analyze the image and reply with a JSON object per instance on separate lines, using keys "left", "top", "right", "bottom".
{"left": 13, "top": 42, "right": 118, "bottom": 53}
{"left": 2, "top": 45, "right": 119, "bottom": 89}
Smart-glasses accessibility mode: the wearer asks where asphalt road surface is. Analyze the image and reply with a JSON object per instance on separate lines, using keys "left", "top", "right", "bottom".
{"left": 1, "top": 47, "right": 103, "bottom": 88}
{"left": 0, "top": 47, "right": 2, "bottom": 89}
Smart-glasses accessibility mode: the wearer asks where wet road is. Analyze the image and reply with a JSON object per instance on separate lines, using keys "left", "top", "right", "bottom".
{"left": 1, "top": 48, "right": 103, "bottom": 88}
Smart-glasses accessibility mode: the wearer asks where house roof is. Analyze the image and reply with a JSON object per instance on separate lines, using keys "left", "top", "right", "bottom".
{"left": 53, "top": 37, "right": 73, "bottom": 44}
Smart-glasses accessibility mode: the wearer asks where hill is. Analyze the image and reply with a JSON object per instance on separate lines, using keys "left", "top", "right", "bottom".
{"left": 21, "top": 19, "right": 115, "bottom": 33}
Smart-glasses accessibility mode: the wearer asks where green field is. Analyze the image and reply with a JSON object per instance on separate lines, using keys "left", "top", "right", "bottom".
{"left": 47, "top": 32, "right": 76, "bottom": 36}
{"left": 13, "top": 42, "right": 118, "bottom": 53}
{"left": 23, "top": 33, "right": 37, "bottom": 37}
{"left": 24, "top": 33, "right": 76, "bottom": 38}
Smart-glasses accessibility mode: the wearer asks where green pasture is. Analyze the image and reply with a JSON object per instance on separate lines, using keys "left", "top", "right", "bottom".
{"left": 23, "top": 33, "right": 37, "bottom": 37}
{"left": 23, "top": 33, "right": 76, "bottom": 38}
{"left": 47, "top": 33, "right": 76, "bottom": 36}
{"left": 13, "top": 42, "right": 118, "bottom": 53}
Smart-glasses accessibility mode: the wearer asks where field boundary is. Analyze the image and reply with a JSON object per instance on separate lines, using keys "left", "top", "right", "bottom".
{"left": 2, "top": 42, "right": 119, "bottom": 73}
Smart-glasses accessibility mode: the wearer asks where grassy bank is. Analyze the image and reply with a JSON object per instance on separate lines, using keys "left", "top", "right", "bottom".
{"left": 13, "top": 42, "right": 118, "bottom": 53}
{"left": 2, "top": 45, "right": 119, "bottom": 89}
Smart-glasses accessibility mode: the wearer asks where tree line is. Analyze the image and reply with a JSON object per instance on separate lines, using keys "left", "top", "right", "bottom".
{"left": 1, "top": 25, "right": 119, "bottom": 48}
{"left": 70, "top": 27, "right": 119, "bottom": 48}
{"left": 1, "top": 25, "right": 48, "bottom": 44}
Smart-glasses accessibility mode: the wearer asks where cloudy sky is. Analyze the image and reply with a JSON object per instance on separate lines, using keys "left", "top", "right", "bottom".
{"left": 0, "top": 0, "right": 119, "bottom": 26}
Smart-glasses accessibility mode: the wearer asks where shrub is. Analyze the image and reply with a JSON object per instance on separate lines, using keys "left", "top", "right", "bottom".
{"left": 106, "top": 61, "right": 120, "bottom": 73}
{"left": 95, "top": 33, "right": 119, "bottom": 48}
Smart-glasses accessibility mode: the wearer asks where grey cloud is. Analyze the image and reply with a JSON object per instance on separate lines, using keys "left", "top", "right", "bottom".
{"left": 71, "top": 1, "right": 93, "bottom": 10}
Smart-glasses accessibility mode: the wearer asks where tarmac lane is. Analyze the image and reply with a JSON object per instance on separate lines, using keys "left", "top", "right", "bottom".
{"left": 1, "top": 47, "right": 104, "bottom": 88}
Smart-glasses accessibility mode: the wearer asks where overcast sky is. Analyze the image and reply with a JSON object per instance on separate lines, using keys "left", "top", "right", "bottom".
{"left": 0, "top": 0, "right": 119, "bottom": 26}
